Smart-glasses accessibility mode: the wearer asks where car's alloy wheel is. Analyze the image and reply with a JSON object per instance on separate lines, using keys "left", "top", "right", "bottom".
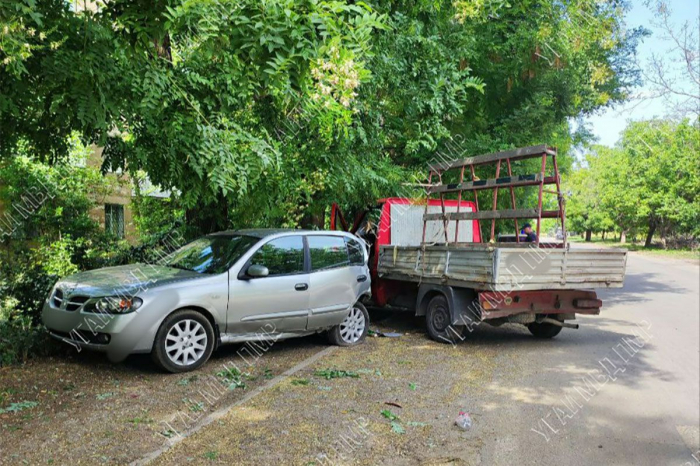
{"left": 152, "top": 309, "right": 215, "bottom": 373}
{"left": 328, "top": 302, "right": 369, "bottom": 347}
{"left": 165, "top": 319, "right": 208, "bottom": 366}
{"left": 339, "top": 305, "right": 366, "bottom": 344}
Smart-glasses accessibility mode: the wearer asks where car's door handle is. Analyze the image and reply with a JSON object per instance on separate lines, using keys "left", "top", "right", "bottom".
{"left": 356, "top": 275, "right": 368, "bottom": 283}
{"left": 294, "top": 283, "right": 309, "bottom": 291}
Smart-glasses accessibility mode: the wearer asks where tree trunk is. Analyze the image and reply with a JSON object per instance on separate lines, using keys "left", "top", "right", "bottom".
{"left": 601, "top": 231, "right": 606, "bottom": 241}
{"left": 620, "top": 230, "right": 627, "bottom": 244}
{"left": 300, "top": 207, "right": 325, "bottom": 230}
{"left": 644, "top": 219, "right": 657, "bottom": 248}
{"left": 186, "top": 195, "right": 229, "bottom": 235}
{"left": 585, "top": 229, "right": 592, "bottom": 242}
{"left": 299, "top": 194, "right": 326, "bottom": 230}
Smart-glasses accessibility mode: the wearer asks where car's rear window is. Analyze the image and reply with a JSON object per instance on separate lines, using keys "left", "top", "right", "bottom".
{"left": 308, "top": 236, "right": 350, "bottom": 271}
{"left": 345, "top": 237, "right": 365, "bottom": 265}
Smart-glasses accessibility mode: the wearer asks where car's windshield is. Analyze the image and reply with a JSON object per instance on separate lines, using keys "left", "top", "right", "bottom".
{"left": 163, "top": 235, "right": 260, "bottom": 274}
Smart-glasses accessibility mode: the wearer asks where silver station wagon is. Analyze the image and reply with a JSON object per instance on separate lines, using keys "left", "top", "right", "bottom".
{"left": 42, "top": 230, "right": 371, "bottom": 372}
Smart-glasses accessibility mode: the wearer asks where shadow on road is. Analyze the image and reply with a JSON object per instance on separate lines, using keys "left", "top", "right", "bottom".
{"left": 598, "top": 271, "right": 689, "bottom": 305}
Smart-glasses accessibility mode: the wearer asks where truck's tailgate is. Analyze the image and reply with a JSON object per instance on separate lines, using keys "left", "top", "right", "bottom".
{"left": 377, "top": 245, "right": 627, "bottom": 291}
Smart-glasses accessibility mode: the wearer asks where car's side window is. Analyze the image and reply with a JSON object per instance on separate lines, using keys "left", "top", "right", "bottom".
{"left": 308, "top": 236, "right": 350, "bottom": 272}
{"left": 345, "top": 237, "right": 365, "bottom": 266}
{"left": 248, "top": 236, "right": 305, "bottom": 276}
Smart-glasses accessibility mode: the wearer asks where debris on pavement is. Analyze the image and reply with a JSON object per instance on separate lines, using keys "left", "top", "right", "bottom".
{"left": 390, "top": 421, "right": 406, "bottom": 434}
{"left": 455, "top": 411, "right": 472, "bottom": 430}
{"left": 368, "top": 329, "right": 403, "bottom": 338}
{"left": 384, "top": 401, "right": 403, "bottom": 409}
{"left": 313, "top": 369, "right": 360, "bottom": 379}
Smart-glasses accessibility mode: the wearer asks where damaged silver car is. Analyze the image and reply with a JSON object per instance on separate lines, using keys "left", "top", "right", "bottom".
{"left": 42, "top": 230, "right": 371, "bottom": 372}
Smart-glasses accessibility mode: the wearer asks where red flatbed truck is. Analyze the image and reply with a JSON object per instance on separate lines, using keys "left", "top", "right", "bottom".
{"left": 331, "top": 145, "right": 627, "bottom": 343}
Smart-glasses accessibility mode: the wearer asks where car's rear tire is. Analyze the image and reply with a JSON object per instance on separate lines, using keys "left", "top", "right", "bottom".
{"left": 527, "top": 322, "right": 563, "bottom": 339}
{"left": 328, "top": 302, "right": 369, "bottom": 347}
{"left": 426, "top": 294, "right": 465, "bottom": 344}
{"left": 151, "top": 309, "right": 215, "bottom": 373}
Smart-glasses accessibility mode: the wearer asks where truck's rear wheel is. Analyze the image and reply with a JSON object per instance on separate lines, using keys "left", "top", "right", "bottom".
{"left": 426, "top": 295, "right": 465, "bottom": 344}
{"left": 527, "top": 322, "right": 563, "bottom": 339}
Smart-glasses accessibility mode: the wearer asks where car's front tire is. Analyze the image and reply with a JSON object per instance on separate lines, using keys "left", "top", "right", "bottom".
{"left": 151, "top": 309, "right": 215, "bottom": 373}
{"left": 328, "top": 302, "right": 369, "bottom": 347}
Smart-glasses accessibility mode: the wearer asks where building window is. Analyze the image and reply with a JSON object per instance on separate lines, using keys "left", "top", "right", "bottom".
{"left": 105, "top": 204, "right": 125, "bottom": 239}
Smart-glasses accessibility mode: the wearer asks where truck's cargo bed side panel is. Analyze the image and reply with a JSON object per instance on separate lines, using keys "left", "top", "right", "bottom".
{"left": 377, "top": 246, "right": 627, "bottom": 291}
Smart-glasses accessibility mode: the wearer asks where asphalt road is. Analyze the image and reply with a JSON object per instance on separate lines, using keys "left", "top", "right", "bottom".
{"left": 474, "top": 251, "right": 700, "bottom": 465}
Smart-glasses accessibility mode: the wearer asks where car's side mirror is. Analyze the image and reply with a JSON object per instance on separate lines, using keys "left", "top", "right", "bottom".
{"left": 246, "top": 264, "right": 269, "bottom": 278}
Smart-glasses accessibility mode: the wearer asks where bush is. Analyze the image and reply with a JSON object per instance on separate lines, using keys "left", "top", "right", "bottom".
{"left": 0, "top": 300, "right": 52, "bottom": 366}
{"left": 0, "top": 143, "right": 189, "bottom": 365}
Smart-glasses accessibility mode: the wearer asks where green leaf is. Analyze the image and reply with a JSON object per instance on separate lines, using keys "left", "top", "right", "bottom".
{"left": 390, "top": 421, "right": 405, "bottom": 434}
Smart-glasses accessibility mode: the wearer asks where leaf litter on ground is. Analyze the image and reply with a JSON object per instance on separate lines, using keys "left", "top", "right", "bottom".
{"left": 313, "top": 369, "right": 360, "bottom": 380}
{"left": 0, "top": 401, "right": 38, "bottom": 414}
{"left": 216, "top": 367, "right": 247, "bottom": 390}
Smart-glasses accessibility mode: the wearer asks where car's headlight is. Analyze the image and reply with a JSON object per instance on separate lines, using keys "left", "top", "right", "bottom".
{"left": 89, "top": 296, "right": 143, "bottom": 314}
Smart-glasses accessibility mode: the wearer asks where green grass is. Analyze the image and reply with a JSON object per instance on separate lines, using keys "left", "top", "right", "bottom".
{"left": 569, "top": 236, "right": 699, "bottom": 261}
{"left": 204, "top": 451, "right": 219, "bottom": 460}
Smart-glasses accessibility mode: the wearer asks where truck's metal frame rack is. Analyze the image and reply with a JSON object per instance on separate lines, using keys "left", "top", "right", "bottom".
{"left": 421, "top": 144, "right": 566, "bottom": 248}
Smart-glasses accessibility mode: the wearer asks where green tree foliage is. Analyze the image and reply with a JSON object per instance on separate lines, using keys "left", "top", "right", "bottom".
{"left": 565, "top": 146, "right": 629, "bottom": 240}
{"left": 565, "top": 119, "right": 700, "bottom": 246}
{"left": 1, "top": 0, "right": 644, "bottom": 232}
{"left": 0, "top": 137, "right": 111, "bottom": 242}
{"left": 0, "top": 0, "right": 128, "bottom": 160}
{"left": 103, "top": 0, "right": 387, "bottom": 230}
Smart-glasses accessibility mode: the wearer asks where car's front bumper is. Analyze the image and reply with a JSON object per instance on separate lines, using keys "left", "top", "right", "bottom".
{"left": 41, "top": 301, "right": 155, "bottom": 362}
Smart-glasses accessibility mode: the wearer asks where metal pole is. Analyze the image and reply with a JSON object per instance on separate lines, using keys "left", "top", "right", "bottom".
{"left": 422, "top": 171, "right": 432, "bottom": 245}
{"left": 490, "top": 160, "right": 501, "bottom": 242}
{"left": 551, "top": 149, "right": 567, "bottom": 248}
{"left": 455, "top": 165, "right": 465, "bottom": 243}
{"left": 506, "top": 158, "right": 519, "bottom": 244}
{"left": 536, "top": 153, "right": 547, "bottom": 246}
{"left": 438, "top": 171, "right": 449, "bottom": 244}
{"left": 469, "top": 164, "right": 482, "bottom": 243}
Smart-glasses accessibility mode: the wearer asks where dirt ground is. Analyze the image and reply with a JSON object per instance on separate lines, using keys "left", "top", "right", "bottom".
{"left": 0, "top": 311, "right": 504, "bottom": 465}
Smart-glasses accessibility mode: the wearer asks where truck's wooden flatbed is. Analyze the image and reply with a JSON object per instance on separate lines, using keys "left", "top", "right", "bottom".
{"left": 377, "top": 244, "right": 627, "bottom": 291}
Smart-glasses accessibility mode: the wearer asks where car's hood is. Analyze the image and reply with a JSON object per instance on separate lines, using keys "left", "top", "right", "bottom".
{"left": 55, "top": 264, "right": 205, "bottom": 297}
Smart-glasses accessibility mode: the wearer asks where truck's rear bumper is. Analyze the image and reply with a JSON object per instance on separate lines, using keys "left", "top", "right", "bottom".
{"left": 478, "top": 290, "right": 600, "bottom": 320}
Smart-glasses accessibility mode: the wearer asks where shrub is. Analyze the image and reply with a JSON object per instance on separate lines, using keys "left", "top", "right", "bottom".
{"left": 0, "top": 296, "right": 52, "bottom": 366}
{"left": 0, "top": 142, "right": 189, "bottom": 365}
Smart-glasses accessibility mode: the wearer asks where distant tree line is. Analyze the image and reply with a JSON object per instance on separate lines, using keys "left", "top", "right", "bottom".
{"left": 565, "top": 119, "right": 699, "bottom": 248}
